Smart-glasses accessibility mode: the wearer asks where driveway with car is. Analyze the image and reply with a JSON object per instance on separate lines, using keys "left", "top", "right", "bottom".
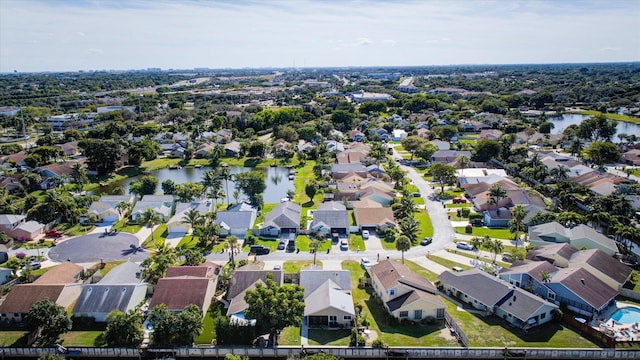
{"left": 48, "top": 232, "right": 149, "bottom": 263}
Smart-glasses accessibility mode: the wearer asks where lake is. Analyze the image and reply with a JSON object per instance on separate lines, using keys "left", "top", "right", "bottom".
{"left": 549, "top": 113, "right": 640, "bottom": 138}
{"left": 94, "top": 166, "right": 294, "bottom": 204}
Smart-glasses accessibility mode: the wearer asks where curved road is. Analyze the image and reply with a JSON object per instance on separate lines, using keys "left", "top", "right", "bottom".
{"left": 48, "top": 232, "right": 149, "bottom": 263}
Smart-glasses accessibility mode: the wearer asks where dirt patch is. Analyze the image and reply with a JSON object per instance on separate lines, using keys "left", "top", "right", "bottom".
{"left": 437, "top": 327, "right": 457, "bottom": 342}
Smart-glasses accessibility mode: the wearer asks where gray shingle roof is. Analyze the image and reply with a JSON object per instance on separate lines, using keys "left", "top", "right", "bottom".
{"left": 303, "top": 280, "right": 355, "bottom": 316}
{"left": 263, "top": 202, "right": 301, "bottom": 230}
{"left": 73, "top": 284, "right": 146, "bottom": 314}
{"left": 99, "top": 261, "right": 142, "bottom": 284}
{"left": 311, "top": 210, "right": 349, "bottom": 229}
{"left": 216, "top": 211, "right": 255, "bottom": 230}
{"left": 299, "top": 270, "right": 351, "bottom": 298}
{"left": 438, "top": 269, "right": 510, "bottom": 306}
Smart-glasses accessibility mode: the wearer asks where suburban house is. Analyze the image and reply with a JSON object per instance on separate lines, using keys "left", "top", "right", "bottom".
{"left": 545, "top": 267, "right": 617, "bottom": 317}
{"left": 224, "top": 141, "right": 242, "bottom": 157}
{"left": 310, "top": 202, "right": 350, "bottom": 236}
{"left": 260, "top": 201, "right": 301, "bottom": 236}
{"left": 528, "top": 222, "right": 619, "bottom": 256}
{"left": 438, "top": 269, "right": 558, "bottom": 330}
{"left": 483, "top": 209, "right": 512, "bottom": 228}
{"left": 566, "top": 249, "right": 633, "bottom": 290}
{"left": 73, "top": 261, "right": 147, "bottom": 322}
{"left": 348, "top": 130, "right": 365, "bottom": 142}
{"left": 167, "top": 200, "right": 213, "bottom": 235}
{"left": 392, "top": 129, "right": 408, "bottom": 141}
{"left": 431, "top": 150, "right": 472, "bottom": 165}
{"left": 215, "top": 202, "right": 257, "bottom": 237}
{"left": 526, "top": 243, "right": 579, "bottom": 268}
{"left": 85, "top": 195, "right": 135, "bottom": 223}
{"left": 353, "top": 206, "right": 396, "bottom": 231}
{"left": 499, "top": 260, "right": 563, "bottom": 298}
{"left": 430, "top": 140, "right": 450, "bottom": 151}
{"left": 0, "top": 244, "right": 8, "bottom": 264}
{"left": 225, "top": 266, "right": 284, "bottom": 323}
{"left": 0, "top": 262, "right": 84, "bottom": 322}
{"left": 478, "top": 129, "right": 503, "bottom": 141}
{"left": 0, "top": 214, "right": 45, "bottom": 242}
{"left": 195, "top": 143, "right": 216, "bottom": 158}
{"left": 300, "top": 268, "right": 354, "bottom": 328}
{"left": 369, "top": 260, "right": 445, "bottom": 321}
{"left": 131, "top": 195, "right": 175, "bottom": 222}
{"left": 54, "top": 141, "right": 79, "bottom": 157}
{"left": 331, "top": 163, "right": 368, "bottom": 180}
{"left": 337, "top": 150, "right": 367, "bottom": 164}
{"left": 149, "top": 263, "right": 220, "bottom": 317}
{"left": 36, "top": 162, "right": 76, "bottom": 189}
{"left": 621, "top": 149, "right": 640, "bottom": 166}
{"left": 0, "top": 267, "right": 12, "bottom": 285}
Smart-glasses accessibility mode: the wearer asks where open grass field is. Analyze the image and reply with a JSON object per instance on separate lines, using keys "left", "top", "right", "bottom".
{"left": 454, "top": 226, "right": 513, "bottom": 239}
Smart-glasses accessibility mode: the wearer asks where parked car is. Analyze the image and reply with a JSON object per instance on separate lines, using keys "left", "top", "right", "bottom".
{"left": 362, "top": 230, "right": 369, "bottom": 239}
{"left": 360, "top": 258, "right": 371, "bottom": 268}
{"left": 27, "top": 260, "right": 41, "bottom": 270}
{"left": 420, "top": 237, "right": 432, "bottom": 246}
{"left": 452, "top": 266, "right": 464, "bottom": 273}
{"left": 340, "top": 239, "right": 348, "bottom": 251}
{"left": 45, "top": 229, "right": 63, "bottom": 237}
{"left": 456, "top": 241, "right": 473, "bottom": 250}
{"left": 502, "top": 253, "right": 515, "bottom": 262}
{"left": 277, "top": 241, "right": 285, "bottom": 250}
{"left": 249, "top": 245, "right": 270, "bottom": 255}
{"left": 452, "top": 198, "right": 467, "bottom": 204}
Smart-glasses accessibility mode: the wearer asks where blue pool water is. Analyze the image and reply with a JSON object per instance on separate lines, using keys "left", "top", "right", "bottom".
{"left": 611, "top": 307, "right": 640, "bottom": 324}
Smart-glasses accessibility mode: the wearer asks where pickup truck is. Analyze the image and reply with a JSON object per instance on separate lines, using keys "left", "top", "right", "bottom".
{"left": 452, "top": 198, "right": 467, "bottom": 204}
{"left": 45, "top": 229, "right": 64, "bottom": 237}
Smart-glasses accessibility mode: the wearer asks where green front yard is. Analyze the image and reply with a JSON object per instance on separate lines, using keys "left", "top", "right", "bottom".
{"left": 455, "top": 226, "right": 514, "bottom": 239}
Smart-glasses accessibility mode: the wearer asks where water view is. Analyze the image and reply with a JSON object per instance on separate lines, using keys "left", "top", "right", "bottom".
{"left": 94, "top": 166, "right": 294, "bottom": 204}
{"left": 549, "top": 113, "right": 640, "bottom": 138}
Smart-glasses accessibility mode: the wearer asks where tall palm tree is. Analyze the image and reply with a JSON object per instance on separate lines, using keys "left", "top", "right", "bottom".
{"left": 218, "top": 167, "right": 232, "bottom": 206}
{"left": 509, "top": 205, "right": 528, "bottom": 248}
{"left": 142, "top": 208, "right": 162, "bottom": 243}
{"left": 181, "top": 208, "right": 203, "bottom": 234}
{"left": 488, "top": 183, "right": 507, "bottom": 212}
{"left": 201, "top": 170, "right": 219, "bottom": 194}
{"left": 470, "top": 237, "right": 484, "bottom": 259}
{"left": 310, "top": 239, "right": 321, "bottom": 265}
{"left": 540, "top": 270, "right": 551, "bottom": 283}
{"left": 488, "top": 239, "right": 504, "bottom": 264}
{"left": 456, "top": 155, "right": 469, "bottom": 177}
{"left": 226, "top": 235, "right": 239, "bottom": 268}
{"left": 70, "top": 162, "right": 87, "bottom": 192}
{"left": 396, "top": 235, "right": 411, "bottom": 264}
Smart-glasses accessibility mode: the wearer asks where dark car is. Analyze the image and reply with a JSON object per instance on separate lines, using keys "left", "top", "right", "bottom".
{"left": 420, "top": 237, "right": 432, "bottom": 246}
{"left": 249, "top": 245, "right": 270, "bottom": 255}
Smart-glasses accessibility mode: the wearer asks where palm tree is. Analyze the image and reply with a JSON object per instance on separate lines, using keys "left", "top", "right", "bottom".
{"left": 219, "top": 167, "right": 232, "bottom": 206}
{"left": 226, "top": 235, "right": 240, "bottom": 268}
{"left": 399, "top": 216, "right": 419, "bottom": 245}
{"left": 488, "top": 239, "right": 504, "bottom": 264}
{"left": 557, "top": 211, "right": 585, "bottom": 228}
{"left": 70, "top": 162, "right": 87, "bottom": 192}
{"left": 396, "top": 235, "right": 411, "bottom": 264}
{"left": 588, "top": 211, "right": 610, "bottom": 232}
{"left": 310, "top": 239, "right": 322, "bottom": 265}
{"left": 470, "top": 237, "right": 484, "bottom": 259}
{"left": 540, "top": 270, "right": 552, "bottom": 283}
{"left": 142, "top": 208, "right": 162, "bottom": 242}
{"left": 456, "top": 155, "right": 469, "bottom": 177}
{"left": 181, "top": 208, "right": 203, "bottom": 234}
{"left": 116, "top": 201, "right": 132, "bottom": 219}
{"left": 488, "top": 183, "right": 507, "bottom": 212}
{"left": 509, "top": 205, "right": 528, "bottom": 248}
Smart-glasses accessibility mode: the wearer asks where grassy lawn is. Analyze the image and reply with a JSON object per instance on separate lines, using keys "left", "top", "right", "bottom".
{"left": 380, "top": 234, "right": 396, "bottom": 251}
{"left": 445, "top": 203, "right": 472, "bottom": 208}
{"left": 579, "top": 110, "right": 640, "bottom": 124}
{"left": 111, "top": 219, "right": 143, "bottom": 234}
{"left": 58, "top": 331, "right": 103, "bottom": 346}
{"left": 255, "top": 203, "right": 276, "bottom": 228}
{"left": 195, "top": 302, "right": 224, "bottom": 345}
{"left": 140, "top": 157, "right": 181, "bottom": 170}
{"left": 350, "top": 234, "right": 364, "bottom": 251}
{"left": 623, "top": 270, "right": 640, "bottom": 291}
{"left": 342, "top": 260, "right": 457, "bottom": 347}
{"left": 99, "top": 260, "right": 125, "bottom": 276}
{"left": 307, "top": 329, "right": 351, "bottom": 346}
{"left": 61, "top": 223, "right": 95, "bottom": 236}
{"left": 454, "top": 226, "right": 513, "bottom": 240}
{"left": 0, "top": 331, "right": 28, "bottom": 346}
{"left": 283, "top": 260, "right": 320, "bottom": 273}
{"left": 443, "top": 298, "right": 598, "bottom": 348}
{"left": 416, "top": 209, "right": 434, "bottom": 239}
{"left": 428, "top": 255, "right": 474, "bottom": 271}
{"left": 142, "top": 224, "right": 168, "bottom": 247}
{"left": 403, "top": 259, "right": 438, "bottom": 282}
{"left": 279, "top": 326, "right": 301, "bottom": 345}
{"left": 293, "top": 161, "right": 317, "bottom": 204}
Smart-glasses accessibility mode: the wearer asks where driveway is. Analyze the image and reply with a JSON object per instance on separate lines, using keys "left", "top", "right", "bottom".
{"left": 48, "top": 232, "right": 150, "bottom": 263}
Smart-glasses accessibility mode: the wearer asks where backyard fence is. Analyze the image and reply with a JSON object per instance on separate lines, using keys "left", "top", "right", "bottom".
{"left": 3, "top": 346, "right": 640, "bottom": 359}
{"left": 445, "top": 312, "right": 469, "bottom": 348}
{"left": 562, "top": 314, "right": 617, "bottom": 348}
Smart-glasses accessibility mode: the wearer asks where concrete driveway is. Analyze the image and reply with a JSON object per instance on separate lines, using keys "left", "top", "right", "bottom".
{"left": 48, "top": 232, "right": 150, "bottom": 263}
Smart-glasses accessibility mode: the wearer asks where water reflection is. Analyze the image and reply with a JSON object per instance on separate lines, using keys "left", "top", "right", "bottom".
{"left": 549, "top": 114, "right": 640, "bottom": 137}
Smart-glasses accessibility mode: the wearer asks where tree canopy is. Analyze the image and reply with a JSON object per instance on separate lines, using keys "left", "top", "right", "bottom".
{"left": 25, "top": 299, "right": 72, "bottom": 347}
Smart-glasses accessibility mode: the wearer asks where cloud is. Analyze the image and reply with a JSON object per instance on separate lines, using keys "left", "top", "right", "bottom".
{"left": 84, "top": 48, "right": 103, "bottom": 55}
{"left": 356, "top": 37, "right": 372, "bottom": 46}
{"left": 77, "top": 31, "right": 85, "bottom": 36}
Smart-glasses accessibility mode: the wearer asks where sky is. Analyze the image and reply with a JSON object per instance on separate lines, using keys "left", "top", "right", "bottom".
{"left": 1, "top": 0, "right": 639, "bottom": 73}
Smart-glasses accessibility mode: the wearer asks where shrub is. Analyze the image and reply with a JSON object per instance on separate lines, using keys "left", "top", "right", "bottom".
{"left": 372, "top": 339, "right": 386, "bottom": 349}
{"left": 469, "top": 212, "right": 484, "bottom": 220}
{"left": 461, "top": 208, "right": 471, "bottom": 217}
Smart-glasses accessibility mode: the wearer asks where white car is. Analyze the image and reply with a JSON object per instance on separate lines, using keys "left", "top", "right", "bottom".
{"left": 456, "top": 241, "right": 474, "bottom": 250}
{"left": 340, "top": 239, "right": 348, "bottom": 251}
{"left": 362, "top": 230, "right": 370, "bottom": 239}
{"left": 360, "top": 258, "right": 371, "bottom": 268}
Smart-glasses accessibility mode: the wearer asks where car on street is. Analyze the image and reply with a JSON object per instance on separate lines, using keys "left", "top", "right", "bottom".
{"left": 340, "top": 239, "right": 348, "bottom": 251}
{"left": 456, "top": 241, "right": 474, "bottom": 250}
{"left": 360, "top": 258, "right": 371, "bottom": 268}
{"left": 420, "top": 237, "right": 432, "bottom": 246}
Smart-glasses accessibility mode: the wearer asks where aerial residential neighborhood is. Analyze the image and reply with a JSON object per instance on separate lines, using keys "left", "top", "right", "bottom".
{"left": 0, "top": 1, "right": 639, "bottom": 359}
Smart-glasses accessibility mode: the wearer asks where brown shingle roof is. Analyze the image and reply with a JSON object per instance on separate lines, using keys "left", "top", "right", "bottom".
{"left": 551, "top": 268, "right": 617, "bottom": 309}
{"left": 369, "top": 260, "right": 436, "bottom": 293}
{"left": 226, "top": 269, "right": 283, "bottom": 300}
{"left": 165, "top": 263, "right": 220, "bottom": 278}
{"left": 34, "top": 262, "right": 83, "bottom": 285}
{"left": 569, "top": 249, "right": 632, "bottom": 285}
{"left": 149, "top": 278, "right": 211, "bottom": 311}
{"left": 354, "top": 208, "right": 396, "bottom": 227}
{"left": 0, "top": 284, "right": 64, "bottom": 314}
{"left": 386, "top": 289, "right": 444, "bottom": 311}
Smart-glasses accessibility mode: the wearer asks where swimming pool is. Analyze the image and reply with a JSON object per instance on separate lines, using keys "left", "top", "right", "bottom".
{"left": 611, "top": 307, "right": 640, "bottom": 324}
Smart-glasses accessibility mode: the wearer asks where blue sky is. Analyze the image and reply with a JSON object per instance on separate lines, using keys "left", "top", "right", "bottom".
{"left": 1, "top": 0, "right": 639, "bottom": 72}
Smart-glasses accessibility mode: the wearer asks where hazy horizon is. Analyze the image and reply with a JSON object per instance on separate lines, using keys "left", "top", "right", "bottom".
{"left": 1, "top": 0, "right": 639, "bottom": 73}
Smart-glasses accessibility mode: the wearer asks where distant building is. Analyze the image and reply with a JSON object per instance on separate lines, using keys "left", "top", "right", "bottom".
{"left": 351, "top": 91, "right": 392, "bottom": 103}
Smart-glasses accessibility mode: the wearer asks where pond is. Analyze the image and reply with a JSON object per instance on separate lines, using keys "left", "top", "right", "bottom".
{"left": 548, "top": 113, "right": 640, "bottom": 138}
{"left": 94, "top": 166, "right": 294, "bottom": 204}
